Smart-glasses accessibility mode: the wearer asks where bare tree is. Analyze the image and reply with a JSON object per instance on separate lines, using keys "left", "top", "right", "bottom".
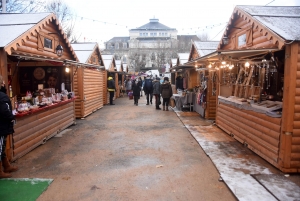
{"left": 1, "top": 0, "right": 46, "bottom": 13}
{"left": 197, "top": 32, "right": 210, "bottom": 41}
{"left": 45, "top": 0, "right": 79, "bottom": 42}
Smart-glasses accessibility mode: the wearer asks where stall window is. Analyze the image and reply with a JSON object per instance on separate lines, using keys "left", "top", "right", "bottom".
{"left": 44, "top": 38, "right": 53, "bottom": 49}
{"left": 238, "top": 33, "right": 246, "bottom": 47}
{"left": 37, "top": 31, "right": 56, "bottom": 53}
{"left": 123, "top": 43, "right": 127, "bottom": 48}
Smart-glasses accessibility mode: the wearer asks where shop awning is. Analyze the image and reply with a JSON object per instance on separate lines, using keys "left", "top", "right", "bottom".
{"left": 10, "top": 53, "right": 104, "bottom": 70}
{"left": 186, "top": 48, "right": 279, "bottom": 66}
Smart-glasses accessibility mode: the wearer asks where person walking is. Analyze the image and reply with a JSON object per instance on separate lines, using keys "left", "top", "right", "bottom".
{"left": 139, "top": 77, "right": 143, "bottom": 97}
{"left": 143, "top": 75, "right": 153, "bottom": 105}
{"left": 125, "top": 77, "right": 132, "bottom": 96}
{"left": 152, "top": 77, "right": 161, "bottom": 110}
{"left": 107, "top": 75, "right": 116, "bottom": 105}
{"left": 160, "top": 77, "right": 173, "bottom": 111}
{"left": 132, "top": 78, "right": 141, "bottom": 106}
{"left": 0, "top": 75, "right": 18, "bottom": 178}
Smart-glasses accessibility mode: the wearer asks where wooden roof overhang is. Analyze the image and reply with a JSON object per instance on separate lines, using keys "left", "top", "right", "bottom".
{"left": 218, "top": 7, "right": 287, "bottom": 50}
{"left": 188, "top": 42, "right": 200, "bottom": 62}
{"left": 4, "top": 13, "right": 78, "bottom": 62}
{"left": 186, "top": 48, "right": 279, "bottom": 68}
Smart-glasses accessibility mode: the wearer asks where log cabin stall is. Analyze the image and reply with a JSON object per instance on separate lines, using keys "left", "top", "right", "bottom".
{"left": 187, "top": 41, "right": 219, "bottom": 119}
{"left": 188, "top": 6, "right": 300, "bottom": 173}
{"left": 170, "top": 53, "right": 195, "bottom": 111}
{"left": 71, "top": 42, "right": 105, "bottom": 118}
{"left": 0, "top": 13, "right": 79, "bottom": 161}
{"left": 102, "top": 54, "right": 117, "bottom": 104}
{"left": 115, "top": 60, "right": 125, "bottom": 98}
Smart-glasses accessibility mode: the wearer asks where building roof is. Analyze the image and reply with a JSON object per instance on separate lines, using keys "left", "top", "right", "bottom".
{"left": 106, "top": 37, "right": 130, "bottom": 43}
{"left": 115, "top": 60, "right": 122, "bottom": 71}
{"left": 102, "top": 54, "right": 115, "bottom": 70}
{"left": 71, "top": 42, "right": 98, "bottom": 63}
{"left": 131, "top": 18, "right": 176, "bottom": 30}
{"left": 194, "top": 41, "right": 219, "bottom": 57}
{"left": 177, "top": 53, "right": 190, "bottom": 64}
{"left": 237, "top": 5, "right": 300, "bottom": 41}
{"left": 177, "top": 35, "right": 200, "bottom": 41}
{"left": 0, "top": 12, "right": 78, "bottom": 61}
{"left": 0, "top": 13, "right": 51, "bottom": 48}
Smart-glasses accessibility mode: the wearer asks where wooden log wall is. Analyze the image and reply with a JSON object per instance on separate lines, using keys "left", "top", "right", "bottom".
{"left": 102, "top": 71, "right": 108, "bottom": 105}
{"left": 292, "top": 43, "right": 300, "bottom": 170}
{"left": 15, "top": 22, "right": 75, "bottom": 61}
{"left": 221, "top": 14, "right": 278, "bottom": 50}
{"left": 12, "top": 101, "right": 75, "bottom": 161}
{"left": 188, "top": 69, "right": 198, "bottom": 89}
{"left": 216, "top": 102, "right": 281, "bottom": 168}
{"left": 74, "top": 68, "right": 103, "bottom": 118}
{"left": 280, "top": 42, "right": 300, "bottom": 172}
{"left": 205, "top": 71, "right": 216, "bottom": 119}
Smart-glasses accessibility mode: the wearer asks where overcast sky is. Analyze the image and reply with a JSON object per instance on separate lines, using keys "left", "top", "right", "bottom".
{"left": 60, "top": 0, "right": 300, "bottom": 48}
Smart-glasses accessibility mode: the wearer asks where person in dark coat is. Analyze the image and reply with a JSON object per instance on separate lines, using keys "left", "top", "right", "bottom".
{"left": 160, "top": 77, "right": 173, "bottom": 111}
{"left": 152, "top": 77, "right": 161, "bottom": 110}
{"left": 0, "top": 75, "right": 18, "bottom": 178}
{"left": 132, "top": 78, "right": 141, "bottom": 106}
{"left": 176, "top": 75, "right": 184, "bottom": 90}
{"left": 143, "top": 75, "right": 153, "bottom": 105}
{"left": 107, "top": 76, "right": 116, "bottom": 105}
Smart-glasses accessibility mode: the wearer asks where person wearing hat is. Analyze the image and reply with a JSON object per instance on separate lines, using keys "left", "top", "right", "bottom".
{"left": 160, "top": 77, "right": 173, "bottom": 111}
{"left": 152, "top": 77, "right": 161, "bottom": 110}
{"left": 143, "top": 75, "right": 153, "bottom": 105}
{"left": 107, "top": 75, "right": 116, "bottom": 105}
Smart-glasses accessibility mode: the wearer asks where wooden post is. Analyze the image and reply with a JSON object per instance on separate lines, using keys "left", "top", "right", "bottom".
{"left": 77, "top": 67, "right": 84, "bottom": 117}
{"left": 280, "top": 43, "right": 298, "bottom": 168}
{"left": 0, "top": 49, "right": 8, "bottom": 87}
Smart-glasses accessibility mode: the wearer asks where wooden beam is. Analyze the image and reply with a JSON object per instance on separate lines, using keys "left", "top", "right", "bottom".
{"left": 280, "top": 43, "right": 299, "bottom": 168}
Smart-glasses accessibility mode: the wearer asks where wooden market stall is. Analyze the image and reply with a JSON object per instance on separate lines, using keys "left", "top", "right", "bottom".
{"left": 187, "top": 41, "right": 219, "bottom": 119}
{"left": 71, "top": 42, "right": 105, "bottom": 118}
{"left": 0, "top": 13, "right": 78, "bottom": 161}
{"left": 102, "top": 55, "right": 117, "bottom": 104}
{"left": 189, "top": 6, "right": 300, "bottom": 173}
{"left": 115, "top": 60, "right": 125, "bottom": 98}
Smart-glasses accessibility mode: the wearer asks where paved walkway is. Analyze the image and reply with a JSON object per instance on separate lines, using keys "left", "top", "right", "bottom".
{"left": 173, "top": 108, "right": 300, "bottom": 201}
{"left": 12, "top": 96, "right": 236, "bottom": 201}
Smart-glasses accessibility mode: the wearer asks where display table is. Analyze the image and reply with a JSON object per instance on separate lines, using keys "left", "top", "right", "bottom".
{"left": 15, "top": 97, "right": 76, "bottom": 118}
{"left": 11, "top": 98, "right": 76, "bottom": 161}
{"left": 171, "top": 93, "right": 195, "bottom": 111}
{"left": 193, "top": 93, "right": 205, "bottom": 117}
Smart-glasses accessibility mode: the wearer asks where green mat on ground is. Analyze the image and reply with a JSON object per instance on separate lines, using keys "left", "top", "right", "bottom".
{"left": 0, "top": 178, "right": 53, "bottom": 201}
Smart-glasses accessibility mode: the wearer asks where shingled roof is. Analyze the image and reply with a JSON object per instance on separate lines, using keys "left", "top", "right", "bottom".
{"left": 131, "top": 19, "right": 176, "bottom": 30}
{"left": 237, "top": 5, "right": 300, "bottom": 41}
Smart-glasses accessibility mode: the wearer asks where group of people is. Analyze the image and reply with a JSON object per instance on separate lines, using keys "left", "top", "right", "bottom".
{"left": 107, "top": 74, "right": 173, "bottom": 111}
{"left": 122, "top": 75, "right": 173, "bottom": 110}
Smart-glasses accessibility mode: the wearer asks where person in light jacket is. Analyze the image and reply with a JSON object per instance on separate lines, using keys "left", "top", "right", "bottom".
{"left": 107, "top": 76, "right": 116, "bottom": 105}
{"left": 160, "top": 77, "right": 173, "bottom": 111}
{"left": 152, "top": 77, "right": 161, "bottom": 110}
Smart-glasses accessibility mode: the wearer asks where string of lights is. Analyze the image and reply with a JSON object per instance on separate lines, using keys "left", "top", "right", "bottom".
{"left": 72, "top": 14, "right": 227, "bottom": 33}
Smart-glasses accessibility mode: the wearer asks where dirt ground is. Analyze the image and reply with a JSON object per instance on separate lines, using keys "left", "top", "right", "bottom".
{"left": 11, "top": 96, "right": 237, "bottom": 201}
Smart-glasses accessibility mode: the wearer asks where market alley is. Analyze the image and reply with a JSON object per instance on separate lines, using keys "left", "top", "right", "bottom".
{"left": 11, "top": 96, "right": 236, "bottom": 201}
